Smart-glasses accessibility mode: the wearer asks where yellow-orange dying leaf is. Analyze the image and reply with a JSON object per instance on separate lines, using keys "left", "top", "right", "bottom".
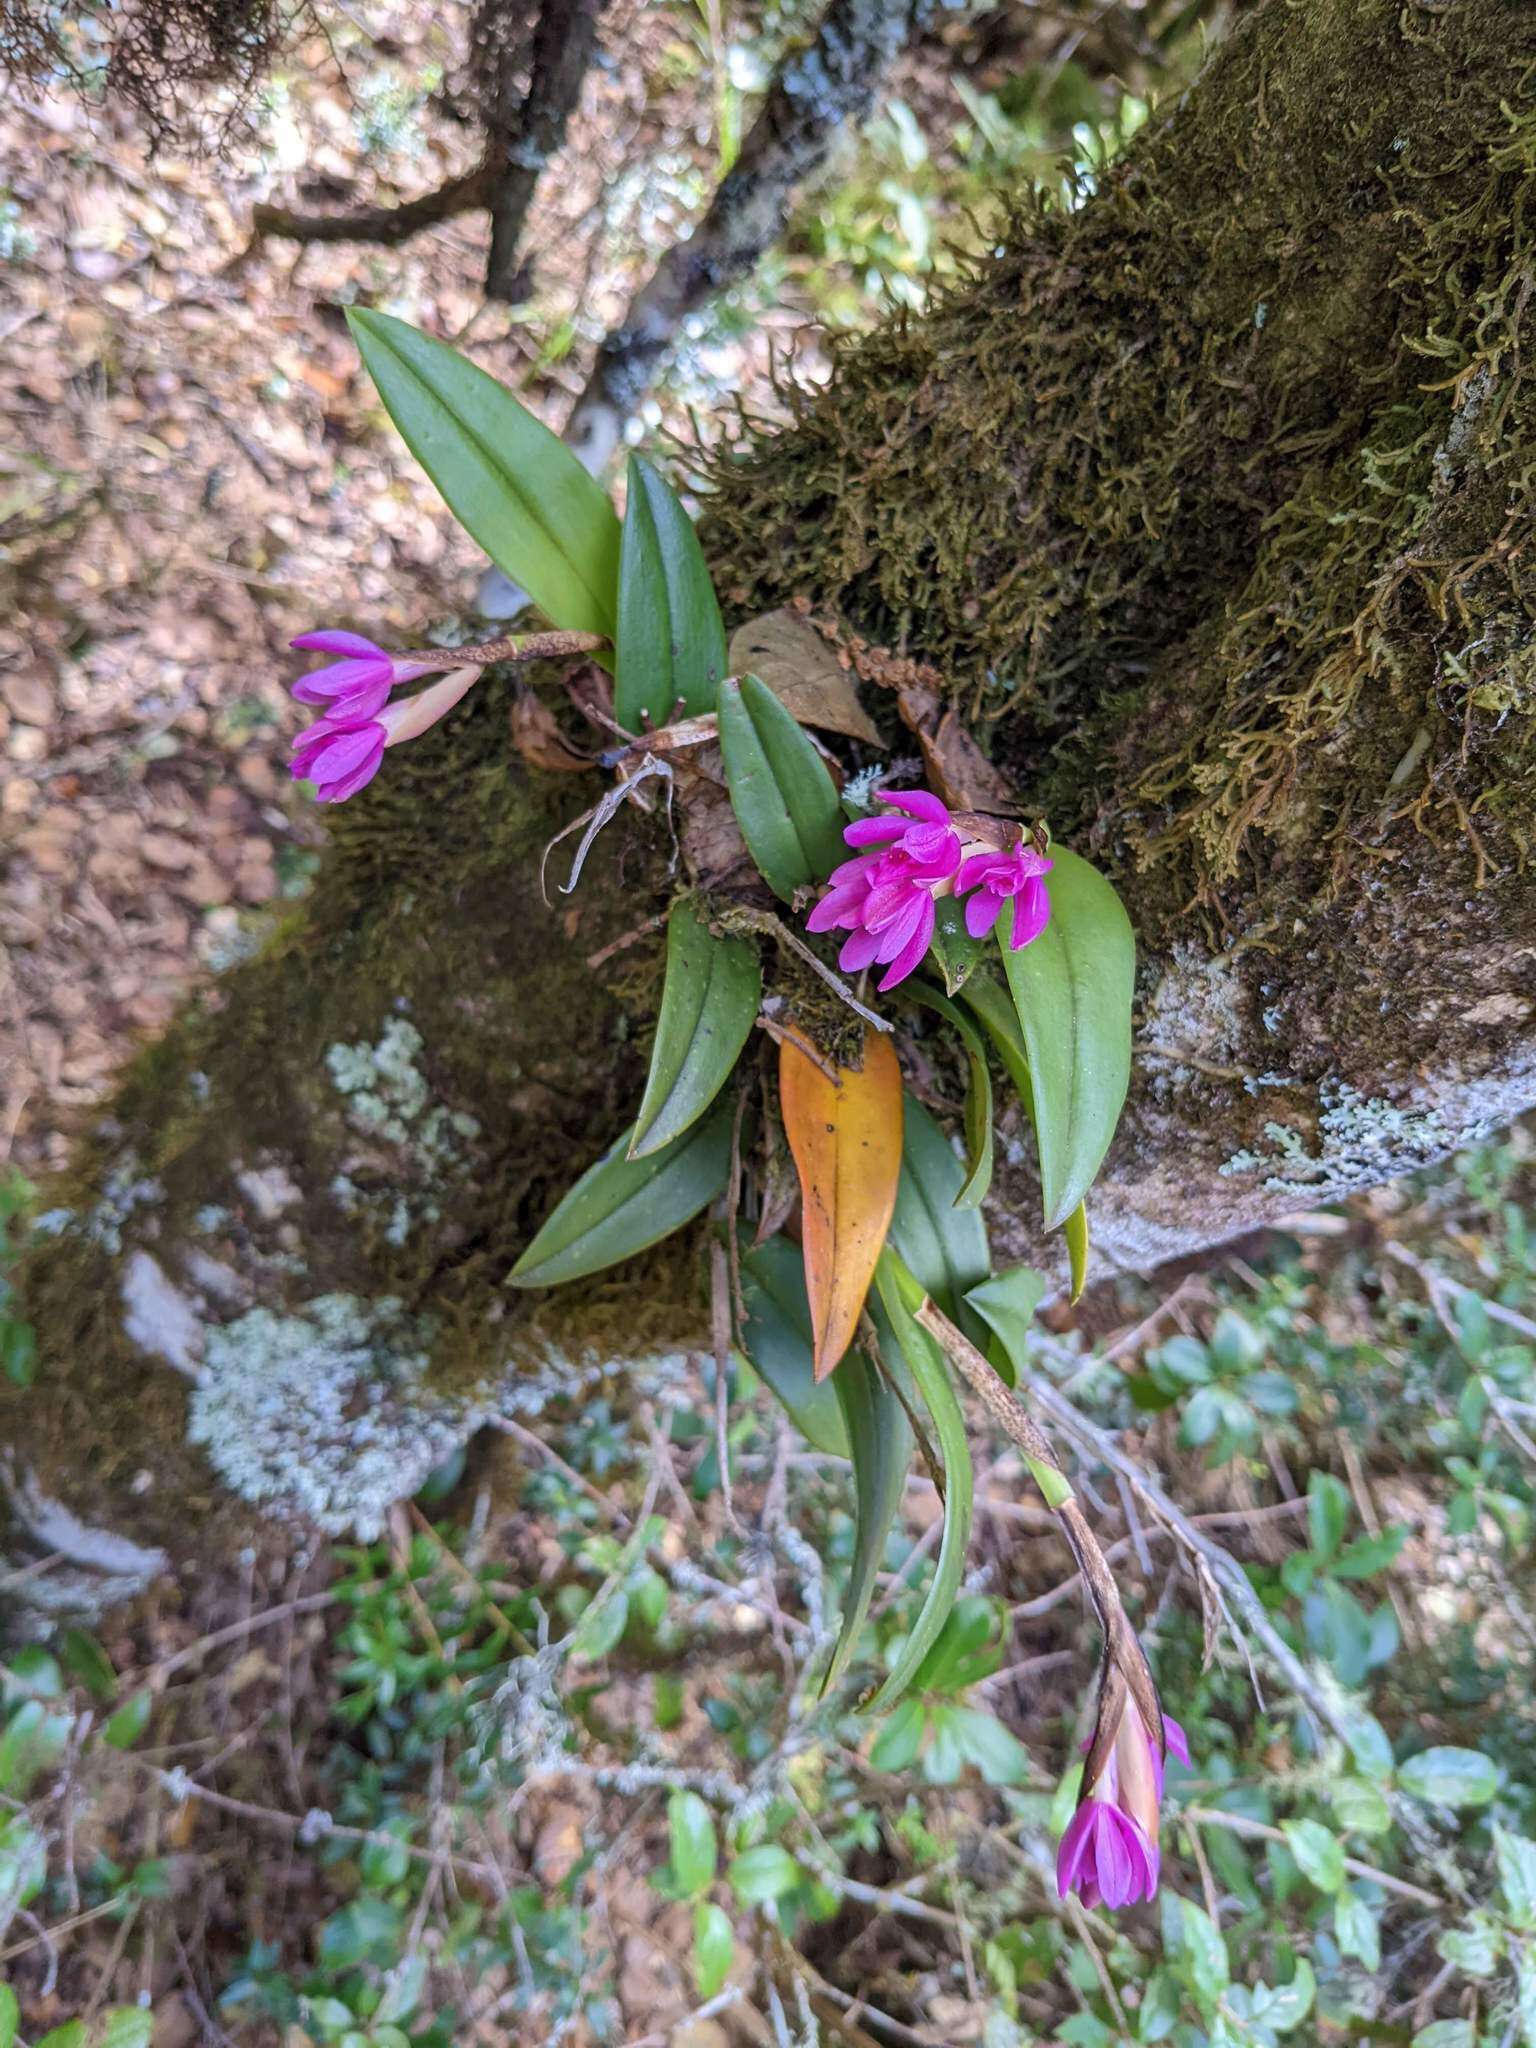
{"left": 779, "top": 1024, "right": 904, "bottom": 1381}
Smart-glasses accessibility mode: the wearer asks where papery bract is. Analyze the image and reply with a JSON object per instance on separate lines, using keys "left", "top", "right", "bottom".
{"left": 1056, "top": 1696, "right": 1189, "bottom": 1911}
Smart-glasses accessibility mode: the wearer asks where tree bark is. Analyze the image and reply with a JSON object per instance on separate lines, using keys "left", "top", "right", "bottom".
{"left": 6, "top": 0, "right": 1535, "bottom": 1605}
{"left": 483, "top": 0, "right": 610, "bottom": 303}
{"left": 563, "top": 0, "right": 928, "bottom": 471}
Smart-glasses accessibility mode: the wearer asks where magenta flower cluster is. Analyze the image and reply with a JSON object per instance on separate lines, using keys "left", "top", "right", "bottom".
{"left": 806, "top": 789, "right": 1052, "bottom": 992}
{"left": 1057, "top": 1704, "right": 1189, "bottom": 1911}
{"left": 288, "top": 632, "right": 478, "bottom": 803}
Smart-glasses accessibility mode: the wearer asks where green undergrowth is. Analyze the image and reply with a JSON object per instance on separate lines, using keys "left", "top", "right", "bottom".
{"left": 3, "top": 1132, "right": 1536, "bottom": 2042}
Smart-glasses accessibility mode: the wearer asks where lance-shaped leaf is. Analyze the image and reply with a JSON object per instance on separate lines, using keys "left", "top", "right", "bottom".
{"left": 630, "top": 899, "right": 760, "bottom": 1159}
{"left": 902, "top": 984, "right": 994, "bottom": 1209}
{"left": 889, "top": 1095, "right": 990, "bottom": 1336}
{"left": 960, "top": 970, "right": 1034, "bottom": 1114}
{"left": 348, "top": 309, "right": 620, "bottom": 639}
{"left": 739, "top": 1237, "right": 850, "bottom": 1459}
{"left": 997, "top": 846, "right": 1134, "bottom": 1230}
{"left": 718, "top": 674, "right": 846, "bottom": 901}
{"left": 779, "top": 1024, "right": 904, "bottom": 1379}
{"left": 865, "top": 1249, "right": 974, "bottom": 1714}
{"left": 615, "top": 455, "right": 728, "bottom": 730}
{"left": 823, "top": 1346, "right": 911, "bottom": 1696}
{"left": 1065, "top": 1198, "right": 1090, "bottom": 1302}
{"left": 509, "top": 1099, "right": 732, "bottom": 1288}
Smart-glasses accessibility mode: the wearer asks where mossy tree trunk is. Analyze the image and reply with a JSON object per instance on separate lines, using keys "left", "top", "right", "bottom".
{"left": 6, "top": 0, "right": 1534, "bottom": 1608}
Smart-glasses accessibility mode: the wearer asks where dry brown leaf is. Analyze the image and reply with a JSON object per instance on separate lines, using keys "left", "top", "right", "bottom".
{"left": 511, "top": 686, "right": 596, "bottom": 774}
{"left": 896, "top": 682, "right": 1016, "bottom": 811}
{"left": 728, "top": 608, "right": 882, "bottom": 744}
{"left": 779, "top": 1023, "right": 904, "bottom": 1379}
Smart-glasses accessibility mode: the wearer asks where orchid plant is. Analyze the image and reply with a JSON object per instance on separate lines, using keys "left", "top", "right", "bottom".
{"left": 288, "top": 311, "right": 1184, "bottom": 1917}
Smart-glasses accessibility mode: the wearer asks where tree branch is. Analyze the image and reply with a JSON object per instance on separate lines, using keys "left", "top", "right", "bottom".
{"left": 484, "top": 0, "right": 611, "bottom": 303}
{"left": 247, "top": 164, "right": 494, "bottom": 251}
{"left": 564, "top": 0, "right": 927, "bottom": 469}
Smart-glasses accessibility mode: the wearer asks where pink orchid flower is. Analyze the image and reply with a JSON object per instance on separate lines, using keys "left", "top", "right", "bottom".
{"left": 289, "top": 630, "right": 457, "bottom": 718}
{"left": 956, "top": 841, "right": 1053, "bottom": 949}
{"left": 805, "top": 790, "right": 962, "bottom": 992}
{"left": 1057, "top": 1697, "right": 1190, "bottom": 1912}
{"left": 291, "top": 666, "right": 479, "bottom": 804}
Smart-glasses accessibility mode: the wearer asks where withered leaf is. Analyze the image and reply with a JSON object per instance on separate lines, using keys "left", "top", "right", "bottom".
{"left": 728, "top": 608, "right": 882, "bottom": 745}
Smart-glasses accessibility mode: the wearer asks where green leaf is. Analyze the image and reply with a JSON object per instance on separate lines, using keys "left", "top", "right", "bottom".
{"left": 1264, "top": 1960, "right": 1316, "bottom": 2033}
{"left": 1413, "top": 2025, "right": 1473, "bottom": 2048}
{"left": 740, "top": 1237, "right": 851, "bottom": 1458}
{"left": 615, "top": 455, "right": 727, "bottom": 728}
{"left": 926, "top": 895, "right": 987, "bottom": 995}
{"left": 728, "top": 1843, "right": 801, "bottom": 1904}
{"left": 572, "top": 1586, "right": 629, "bottom": 1659}
{"left": 960, "top": 970, "right": 1034, "bottom": 1108}
{"left": 1178, "top": 1897, "right": 1229, "bottom": 2005}
{"left": 58, "top": 1627, "right": 116, "bottom": 1702}
{"left": 1438, "top": 1914, "right": 1503, "bottom": 1977}
{"left": 0, "top": 1983, "right": 16, "bottom": 2048}
{"left": 510, "top": 1099, "right": 732, "bottom": 1287}
{"left": 98, "top": 2014, "right": 153, "bottom": 2048}
{"left": 902, "top": 983, "right": 994, "bottom": 1208}
{"left": 347, "top": 309, "right": 620, "bottom": 638}
{"left": 35, "top": 2028, "right": 84, "bottom": 2048}
{"left": 996, "top": 847, "right": 1134, "bottom": 1230}
{"left": 693, "top": 1899, "right": 735, "bottom": 1998}
{"left": 717, "top": 673, "right": 846, "bottom": 901}
{"left": 1064, "top": 1198, "right": 1089, "bottom": 1300}
{"left": 1330, "top": 1776, "right": 1391, "bottom": 1835}
{"left": 823, "top": 1346, "right": 911, "bottom": 1695}
{"left": 1497, "top": 1823, "right": 1536, "bottom": 1924}
{"left": 103, "top": 1691, "right": 152, "bottom": 1751}
{"left": 1137, "top": 1968, "right": 1181, "bottom": 2041}
{"left": 868, "top": 1697, "right": 926, "bottom": 1773}
{"left": 1398, "top": 1745, "right": 1498, "bottom": 1808}
{"left": 944, "top": 1704, "right": 1030, "bottom": 1786}
{"left": 1282, "top": 1817, "right": 1345, "bottom": 1893}
{"left": 1332, "top": 1526, "right": 1409, "bottom": 1578}
{"left": 0, "top": 1699, "right": 72, "bottom": 1798}
{"left": 668, "top": 1789, "right": 718, "bottom": 1897}
{"left": 863, "top": 1249, "right": 974, "bottom": 1714}
{"left": 1334, "top": 1887, "right": 1381, "bottom": 1971}
{"left": 318, "top": 1897, "right": 404, "bottom": 1968}
{"left": 1307, "top": 1472, "right": 1350, "bottom": 1559}
{"left": 630, "top": 899, "right": 759, "bottom": 1158}
{"left": 910, "top": 1595, "right": 1004, "bottom": 1694}
{"left": 888, "top": 1095, "right": 990, "bottom": 1332}
{"left": 964, "top": 1265, "right": 1046, "bottom": 1380}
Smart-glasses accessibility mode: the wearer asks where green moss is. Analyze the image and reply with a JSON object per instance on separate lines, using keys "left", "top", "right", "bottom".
{"left": 703, "top": 0, "right": 1536, "bottom": 923}
{"left": 4, "top": 674, "right": 709, "bottom": 1544}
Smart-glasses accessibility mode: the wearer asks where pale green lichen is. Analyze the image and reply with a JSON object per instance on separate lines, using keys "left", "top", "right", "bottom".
{"left": 187, "top": 1293, "right": 467, "bottom": 1537}
{"left": 1221, "top": 1082, "right": 1452, "bottom": 1195}
{"left": 326, "top": 1017, "right": 481, "bottom": 1171}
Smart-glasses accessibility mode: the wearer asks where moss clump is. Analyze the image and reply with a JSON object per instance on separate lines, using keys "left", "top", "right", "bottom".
{"left": 703, "top": 0, "right": 1536, "bottom": 927}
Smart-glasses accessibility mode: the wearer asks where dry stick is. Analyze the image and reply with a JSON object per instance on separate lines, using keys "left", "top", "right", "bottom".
{"left": 734, "top": 906, "right": 893, "bottom": 1034}
{"left": 1183, "top": 1806, "right": 1448, "bottom": 1910}
{"left": 914, "top": 1298, "right": 1164, "bottom": 1745}
{"left": 1023, "top": 1335, "right": 1360, "bottom": 1751}
{"left": 138, "top": 1589, "right": 340, "bottom": 1684}
{"left": 130, "top": 1761, "right": 502, "bottom": 1884}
